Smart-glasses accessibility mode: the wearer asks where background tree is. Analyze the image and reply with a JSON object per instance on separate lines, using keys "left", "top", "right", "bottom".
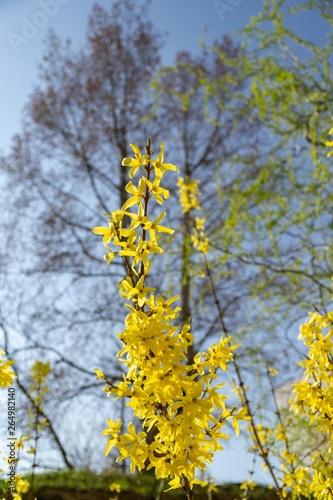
{"left": 152, "top": 37, "right": 264, "bottom": 363}
{"left": 1, "top": 0, "right": 250, "bottom": 472}
{"left": 197, "top": 0, "right": 333, "bottom": 474}
{"left": 2, "top": 0, "right": 257, "bottom": 471}
{"left": 1, "top": 0, "right": 163, "bottom": 470}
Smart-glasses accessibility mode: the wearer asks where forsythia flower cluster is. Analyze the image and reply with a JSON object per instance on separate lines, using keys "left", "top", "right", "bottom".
{"left": 244, "top": 306, "right": 333, "bottom": 500}
{"left": 0, "top": 357, "right": 45, "bottom": 500}
{"left": 0, "top": 350, "right": 16, "bottom": 388}
{"left": 10, "top": 476, "right": 30, "bottom": 500}
{"left": 290, "top": 311, "right": 333, "bottom": 500}
{"left": 26, "top": 361, "right": 51, "bottom": 452}
{"left": 93, "top": 142, "right": 246, "bottom": 493}
{"left": 0, "top": 351, "right": 16, "bottom": 475}
{"left": 325, "top": 126, "right": 333, "bottom": 157}
{"left": 0, "top": 354, "right": 29, "bottom": 500}
{"left": 177, "top": 177, "right": 200, "bottom": 213}
{"left": 177, "top": 177, "right": 209, "bottom": 254}
{"left": 247, "top": 418, "right": 312, "bottom": 499}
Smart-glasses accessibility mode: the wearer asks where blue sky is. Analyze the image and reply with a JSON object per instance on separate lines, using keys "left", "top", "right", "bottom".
{"left": 0, "top": 0, "right": 329, "bottom": 485}
{"left": 0, "top": 0, "right": 265, "bottom": 155}
{"left": 0, "top": 0, "right": 328, "bottom": 153}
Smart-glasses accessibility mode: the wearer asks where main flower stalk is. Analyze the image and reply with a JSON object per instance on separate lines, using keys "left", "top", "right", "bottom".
{"left": 93, "top": 140, "right": 245, "bottom": 497}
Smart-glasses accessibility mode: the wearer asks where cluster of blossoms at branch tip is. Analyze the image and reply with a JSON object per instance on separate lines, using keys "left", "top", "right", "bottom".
{"left": 0, "top": 351, "right": 16, "bottom": 477}
{"left": 290, "top": 311, "right": 333, "bottom": 499}
{"left": 246, "top": 415, "right": 312, "bottom": 499}
{"left": 8, "top": 475, "right": 30, "bottom": 500}
{"left": 0, "top": 354, "right": 30, "bottom": 500}
{"left": 177, "top": 177, "right": 209, "bottom": 255}
{"left": 26, "top": 361, "right": 51, "bottom": 449}
{"left": 177, "top": 177, "right": 200, "bottom": 213}
{"left": 0, "top": 350, "right": 16, "bottom": 388}
{"left": 243, "top": 306, "right": 333, "bottom": 500}
{"left": 93, "top": 141, "right": 247, "bottom": 493}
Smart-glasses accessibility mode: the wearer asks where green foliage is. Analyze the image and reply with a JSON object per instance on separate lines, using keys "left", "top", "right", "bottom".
{"left": 0, "top": 470, "right": 281, "bottom": 499}
{"left": 199, "top": 0, "right": 333, "bottom": 354}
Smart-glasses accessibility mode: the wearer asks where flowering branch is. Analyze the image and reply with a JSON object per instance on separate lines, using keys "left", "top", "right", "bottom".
{"left": 93, "top": 141, "right": 246, "bottom": 498}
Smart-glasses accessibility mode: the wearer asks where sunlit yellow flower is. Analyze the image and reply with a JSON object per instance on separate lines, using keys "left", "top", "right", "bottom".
{"left": 143, "top": 212, "right": 174, "bottom": 240}
{"left": 150, "top": 142, "right": 178, "bottom": 179}
{"left": 177, "top": 176, "right": 200, "bottom": 213}
{"left": 109, "top": 482, "right": 121, "bottom": 493}
{"left": 122, "top": 179, "right": 146, "bottom": 210}
{"left": 142, "top": 177, "right": 170, "bottom": 204}
{"left": 0, "top": 351, "right": 16, "bottom": 387}
{"left": 119, "top": 276, "right": 156, "bottom": 307}
{"left": 122, "top": 143, "right": 150, "bottom": 178}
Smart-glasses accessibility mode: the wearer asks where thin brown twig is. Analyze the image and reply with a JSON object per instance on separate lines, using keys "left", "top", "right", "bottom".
{"left": 202, "top": 253, "right": 285, "bottom": 498}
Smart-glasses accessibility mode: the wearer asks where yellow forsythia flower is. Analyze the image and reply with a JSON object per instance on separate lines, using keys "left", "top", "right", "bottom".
{"left": 290, "top": 310, "right": 333, "bottom": 499}
{"left": 325, "top": 125, "right": 333, "bottom": 157}
{"left": 0, "top": 351, "right": 16, "bottom": 387}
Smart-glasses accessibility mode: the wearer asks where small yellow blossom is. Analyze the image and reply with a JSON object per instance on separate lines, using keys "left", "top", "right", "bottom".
{"left": 149, "top": 142, "right": 179, "bottom": 179}
{"left": 0, "top": 351, "right": 16, "bottom": 387}
{"left": 177, "top": 177, "right": 200, "bottom": 213}
{"left": 122, "top": 143, "right": 150, "bottom": 178}
{"left": 109, "top": 482, "right": 121, "bottom": 493}
{"left": 325, "top": 124, "right": 333, "bottom": 157}
{"left": 118, "top": 276, "right": 156, "bottom": 307}
{"left": 142, "top": 212, "right": 174, "bottom": 240}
